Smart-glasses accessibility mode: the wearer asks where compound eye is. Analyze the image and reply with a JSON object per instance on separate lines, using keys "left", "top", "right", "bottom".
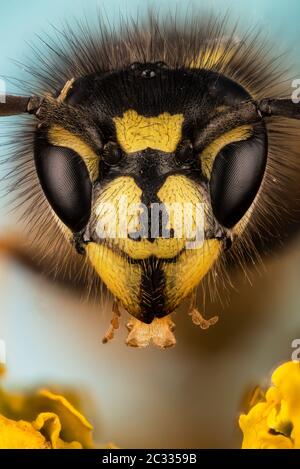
{"left": 175, "top": 140, "right": 194, "bottom": 165}
{"left": 34, "top": 144, "right": 92, "bottom": 233}
{"left": 210, "top": 125, "right": 268, "bottom": 228}
{"left": 102, "top": 141, "right": 124, "bottom": 166}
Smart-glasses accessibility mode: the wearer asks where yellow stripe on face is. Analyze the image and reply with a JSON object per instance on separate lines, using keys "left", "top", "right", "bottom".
{"left": 200, "top": 125, "right": 253, "bottom": 180}
{"left": 86, "top": 242, "right": 141, "bottom": 315}
{"left": 157, "top": 174, "right": 207, "bottom": 237}
{"left": 164, "top": 239, "right": 220, "bottom": 311}
{"left": 113, "top": 110, "right": 184, "bottom": 153}
{"left": 48, "top": 125, "right": 99, "bottom": 181}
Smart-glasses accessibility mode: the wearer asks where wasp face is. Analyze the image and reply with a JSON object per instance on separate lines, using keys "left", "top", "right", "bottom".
{"left": 34, "top": 63, "right": 267, "bottom": 323}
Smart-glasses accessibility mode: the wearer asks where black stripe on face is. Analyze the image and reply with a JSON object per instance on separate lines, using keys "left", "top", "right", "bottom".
{"left": 138, "top": 256, "right": 167, "bottom": 323}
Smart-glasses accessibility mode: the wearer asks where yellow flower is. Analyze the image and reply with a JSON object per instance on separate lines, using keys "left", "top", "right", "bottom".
{"left": 0, "top": 384, "right": 94, "bottom": 449}
{"left": 239, "top": 361, "right": 300, "bottom": 448}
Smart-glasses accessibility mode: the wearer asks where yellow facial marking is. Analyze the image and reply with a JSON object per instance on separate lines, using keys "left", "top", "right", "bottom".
{"left": 157, "top": 175, "right": 221, "bottom": 309}
{"left": 200, "top": 125, "right": 253, "bottom": 180}
{"left": 164, "top": 239, "right": 220, "bottom": 311}
{"left": 48, "top": 125, "right": 99, "bottom": 181}
{"left": 86, "top": 242, "right": 141, "bottom": 315}
{"left": 113, "top": 110, "right": 184, "bottom": 153}
{"left": 93, "top": 176, "right": 143, "bottom": 243}
{"left": 158, "top": 175, "right": 204, "bottom": 207}
{"left": 157, "top": 174, "right": 208, "bottom": 241}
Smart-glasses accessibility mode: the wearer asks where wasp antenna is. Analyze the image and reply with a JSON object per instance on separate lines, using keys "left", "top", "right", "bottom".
{"left": 259, "top": 98, "right": 300, "bottom": 119}
{"left": 0, "top": 95, "right": 42, "bottom": 117}
{"left": 195, "top": 99, "right": 300, "bottom": 152}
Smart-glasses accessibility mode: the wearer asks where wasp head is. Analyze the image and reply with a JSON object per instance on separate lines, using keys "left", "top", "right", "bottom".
{"left": 31, "top": 63, "right": 268, "bottom": 322}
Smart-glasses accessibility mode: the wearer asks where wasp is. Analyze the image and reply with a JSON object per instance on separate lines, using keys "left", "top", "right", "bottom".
{"left": 1, "top": 14, "right": 300, "bottom": 348}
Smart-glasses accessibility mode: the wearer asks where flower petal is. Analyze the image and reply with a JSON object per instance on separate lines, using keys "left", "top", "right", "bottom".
{"left": 239, "top": 361, "right": 300, "bottom": 448}
{"left": 34, "top": 390, "right": 94, "bottom": 448}
{"left": 0, "top": 414, "right": 50, "bottom": 449}
{"left": 33, "top": 412, "right": 82, "bottom": 449}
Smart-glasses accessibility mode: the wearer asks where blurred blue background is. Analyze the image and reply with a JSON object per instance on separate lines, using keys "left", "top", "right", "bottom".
{"left": 1, "top": 0, "right": 300, "bottom": 89}
{"left": 1, "top": 0, "right": 300, "bottom": 449}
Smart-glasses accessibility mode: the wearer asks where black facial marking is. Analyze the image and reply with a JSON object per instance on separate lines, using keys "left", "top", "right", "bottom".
{"left": 138, "top": 257, "right": 166, "bottom": 323}
{"left": 62, "top": 67, "right": 253, "bottom": 123}
{"left": 175, "top": 139, "right": 194, "bottom": 165}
